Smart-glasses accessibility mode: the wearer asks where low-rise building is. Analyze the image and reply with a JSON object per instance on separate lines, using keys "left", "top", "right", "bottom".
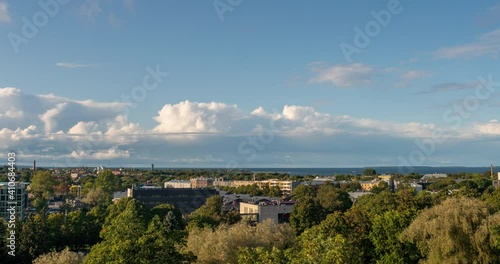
{"left": 164, "top": 180, "right": 191, "bottom": 189}
{"left": 213, "top": 178, "right": 232, "bottom": 187}
{"left": 231, "top": 180, "right": 254, "bottom": 188}
{"left": 69, "top": 185, "right": 81, "bottom": 199}
{"left": 239, "top": 200, "right": 294, "bottom": 223}
{"left": 493, "top": 172, "right": 500, "bottom": 189}
{"left": 190, "top": 178, "right": 214, "bottom": 188}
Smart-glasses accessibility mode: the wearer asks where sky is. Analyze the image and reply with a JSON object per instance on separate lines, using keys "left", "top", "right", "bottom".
{"left": 0, "top": 0, "right": 500, "bottom": 168}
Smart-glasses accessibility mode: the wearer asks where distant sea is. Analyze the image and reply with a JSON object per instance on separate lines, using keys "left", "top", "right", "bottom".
{"left": 246, "top": 167, "right": 492, "bottom": 176}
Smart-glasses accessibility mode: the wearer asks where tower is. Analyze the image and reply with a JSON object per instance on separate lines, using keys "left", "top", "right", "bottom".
{"left": 491, "top": 165, "right": 494, "bottom": 180}
{"left": 33, "top": 160, "right": 36, "bottom": 175}
{"left": 151, "top": 164, "right": 154, "bottom": 171}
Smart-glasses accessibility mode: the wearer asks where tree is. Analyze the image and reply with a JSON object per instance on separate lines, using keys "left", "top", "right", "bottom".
{"left": 17, "top": 214, "right": 54, "bottom": 263}
{"left": 363, "top": 168, "right": 377, "bottom": 176}
{"left": 63, "top": 210, "right": 101, "bottom": 251}
{"left": 289, "top": 197, "right": 324, "bottom": 235}
{"left": 483, "top": 188, "right": 500, "bottom": 212}
{"left": 187, "top": 219, "right": 294, "bottom": 264}
{"left": 268, "top": 186, "right": 283, "bottom": 197}
{"left": 30, "top": 171, "right": 56, "bottom": 200}
{"left": 352, "top": 191, "right": 398, "bottom": 218}
{"left": 238, "top": 246, "right": 289, "bottom": 264}
{"left": 53, "top": 182, "right": 70, "bottom": 197}
{"left": 292, "top": 229, "right": 355, "bottom": 264}
{"left": 84, "top": 199, "right": 149, "bottom": 263}
{"left": 150, "top": 203, "right": 184, "bottom": 229}
{"left": 33, "top": 248, "right": 84, "bottom": 264}
{"left": 401, "top": 198, "right": 500, "bottom": 264}
{"left": 94, "top": 170, "right": 121, "bottom": 202}
{"left": 188, "top": 195, "right": 240, "bottom": 230}
{"left": 136, "top": 215, "right": 195, "bottom": 264}
{"left": 369, "top": 210, "right": 420, "bottom": 264}
{"left": 83, "top": 188, "right": 109, "bottom": 207}
{"left": 316, "top": 183, "right": 352, "bottom": 213}
{"left": 0, "top": 218, "right": 7, "bottom": 260}
{"left": 371, "top": 181, "right": 390, "bottom": 194}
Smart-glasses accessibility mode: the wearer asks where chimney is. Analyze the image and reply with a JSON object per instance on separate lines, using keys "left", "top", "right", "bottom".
{"left": 492, "top": 165, "right": 495, "bottom": 180}
{"left": 151, "top": 164, "right": 154, "bottom": 171}
{"left": 33, "top": 160, "right": 36, "bottom": 175}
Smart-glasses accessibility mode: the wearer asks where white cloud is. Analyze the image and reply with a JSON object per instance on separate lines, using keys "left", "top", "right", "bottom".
{"left": 0, "top": 87, "right": 21, "bottom": 97}
{"left": 309, "top": 63, "right": 375, "bottom": 87}
{"left": 153, "top": 100, "right": 242, "bottom": 134}
{"left": 1, "top": 88, "right": 500, "bottom": 167}
{"left": 0, "top": 1, "right": 11, "bottom": 23}
{"left": 56, "top": 62, "right": 94, "bottom": 68}
{"left": 400, "top": 70, "right": 431, "bottom": 81}
{"left": 435, "top": 28, "right": 500, "bottom": 59}
{"left": 474, "top": 120, "right": 500, "bottom": 135}
{"left": 0, "top": 108, "right": 23, "bottom": 119}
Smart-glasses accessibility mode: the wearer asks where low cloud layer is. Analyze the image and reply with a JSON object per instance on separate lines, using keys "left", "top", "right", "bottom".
{"left": 1, "top": 87, "right": 499, "bottom": 168}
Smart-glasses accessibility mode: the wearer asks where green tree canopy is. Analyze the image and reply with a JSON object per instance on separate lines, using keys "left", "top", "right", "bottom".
{"left": 400, "top": 197, "right": 500, "bottom": 264}
{"left": 363, "top": 168, "right": 377, "bottom": 176}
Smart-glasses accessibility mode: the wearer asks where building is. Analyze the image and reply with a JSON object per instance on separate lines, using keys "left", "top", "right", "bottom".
{"left": 190, "top": 178, "right": 214, "bottom": 188}
{"left": 360, "top": 180, "right": 376, "bottom": 191}
{"left": 359, "top": 175, "right": 394, "bottom": 192}
{"left": 69, "top": 185, "right": 81, "bottom": 199}
{"left": 127, "top": 187, "right": 218, "bottom": 214}
{"left": 230, "top": 179, "right": 300, "bottom": 194}
{"left": 378, "top": 175, "right": 395, "bottom": 191}
{"left": 231, "top": 180, "right": 255, "bottom": 188}
{"left": 239, "top": 200, "right": 294, "bottom": 223}
{"left": 493, "top": 172, "right": 500, "bottom": 189}
{"left": 0, "top": 182, "right": 29, "bottom": 221}
{"left": 255, "top": 179, "right": 300, "bottom": 194}
{"left": 213, "top": 178, "right": 232, "bottom": 187}
{"left": 164, "top": 180, "right": 191, "bottom": 189}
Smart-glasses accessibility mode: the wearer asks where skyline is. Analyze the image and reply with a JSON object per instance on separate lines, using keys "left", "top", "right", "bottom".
{"left": 1, "top": 1, "right": 500, "bottom": 168}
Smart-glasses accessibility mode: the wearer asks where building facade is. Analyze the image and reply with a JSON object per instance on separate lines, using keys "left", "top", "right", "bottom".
{"left": 0, "top": 182, "right": 28, "bottom": 221}
{"left": 239, "top": 200, "right": 294, "bottom": 223}
{"left": 190, "top": 178, "right": 214, "bottom": 188}
{"left": 164, "top": 180, "right": 191, "bottom": 189}
{"left": 127, "top": 188, "right": 218, "bottom": 214}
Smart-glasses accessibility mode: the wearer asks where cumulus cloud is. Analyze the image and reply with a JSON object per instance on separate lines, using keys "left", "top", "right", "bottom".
{"left": 474, "top": 120, "right": 500, "bottom": 135}
{"left": 1, "top": 88, "right": 500, "bottom": 167}
{"left": 153, "top": 100, "right": 243, "bottom": 134}
{"left": 435, "top": 28, "right": 500, "bottom": 59}
{"left": 309, "top": 63, "right": 375, "bottom": 87}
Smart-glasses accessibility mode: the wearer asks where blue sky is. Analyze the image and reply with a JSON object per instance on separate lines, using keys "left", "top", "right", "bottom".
{"left": 0, "top": 0, "right": 500, "bottom": 168}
